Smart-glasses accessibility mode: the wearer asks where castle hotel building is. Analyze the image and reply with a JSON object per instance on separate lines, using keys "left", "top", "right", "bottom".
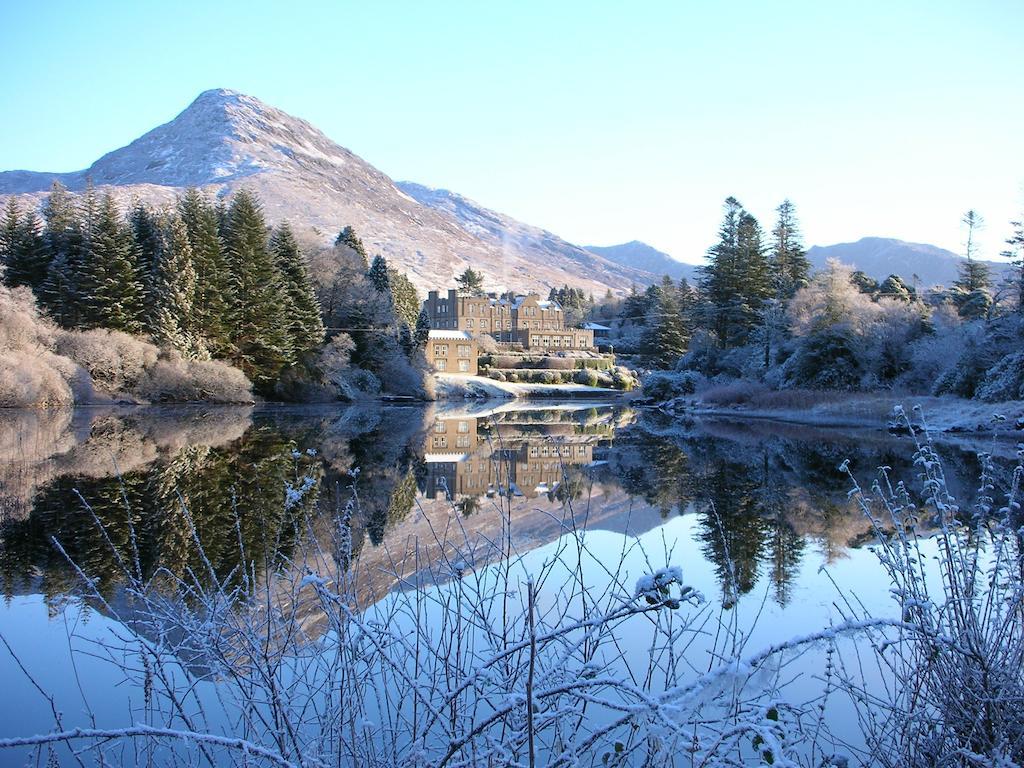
{"left": 423, "top": 289, "right": 594, "bottom": 351}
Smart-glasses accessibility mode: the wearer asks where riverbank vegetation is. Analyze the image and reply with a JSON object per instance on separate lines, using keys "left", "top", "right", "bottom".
{"left": 591, "top": 199, "right": 1024, "bottom": 405}
{"left": 0, "top": 185, "right": 433, "bottom": 406}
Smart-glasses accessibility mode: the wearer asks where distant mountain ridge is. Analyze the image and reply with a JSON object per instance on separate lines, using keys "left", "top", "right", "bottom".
{"left": 584, "top": 241, "right": 698, "bottom": 283}
{"left": 806, "top": 237, "right": 1008, "bottom": 287}
{"left": 0, "top": 89, "right": 655, "bottom": 295}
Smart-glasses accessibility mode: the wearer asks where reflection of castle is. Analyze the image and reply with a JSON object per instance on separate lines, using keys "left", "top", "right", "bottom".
{"left": 421, "top": 415, "right": 598, "bottom": 500}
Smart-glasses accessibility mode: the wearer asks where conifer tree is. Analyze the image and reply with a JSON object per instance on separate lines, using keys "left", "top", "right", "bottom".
{"left": 366, "top": 254, "right": 391, "bottom": 294}
{"left": 699, "top": 198, "right": 771, "bottom": 346}
{"left": 0, "top": 198, "right": 19, "bottom": 281}
{"left": 953, "top": 209, "right": 991, "bottom": 320}
{"left": 414, "top": 309, "right": 431, "bottom": 346}
{"left": 456, "top": 267, "right": 485, "bottom": 295}
{"left": 641, "top": 275, "right": 688, "bottom": 367}
{"left": 179, "top": 188, "right": 231, "bottom": 354}
{"left": 151, "top": 213, "right": 204, "bottom": 357}
{"left": 222, "top": 189, "right": 293, "bottom": 388}
{"left": 270, "top": 222, "right": 325, "bottom": 356}
{"left": 769, "top": 200, "right": 810, "bottom": 299}
{"left": 81, "top": 194, "right": 146, "bottom": 332}
{"left": 39, "top": 182, "right": 86, "bottom": 326}
{"left": 4, "top": 208, "right": 49, "bottom": 291}
{"left": 388, "top": 268, "right": 421, "bottom": 331}
{"left": 335, "top": 225, "right": 369, "bottom": 269}
{"left": 1001, "top": 215, "right": 1024, "bottom": 315}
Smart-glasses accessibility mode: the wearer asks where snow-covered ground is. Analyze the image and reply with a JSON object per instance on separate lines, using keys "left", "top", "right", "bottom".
{"left": 657, "top": 392, "right": 1024, "bottom": 436}
{"left": 434, "top": 373, "right": 622, "bottom": 400}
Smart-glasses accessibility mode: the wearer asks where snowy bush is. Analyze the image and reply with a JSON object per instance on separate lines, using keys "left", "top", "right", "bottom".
{"left": 54, "top": 328, "right": 159, "bottom": 396}
{"left": 975, "top": 350, "right": 1024, "bottom": 402}
{"left": 132, "top": 352, "right": 254, "bottom": 403}
{"left": 0, "top": 349, "right": 75, "bottom": 407}
{"left": 574, "top": 368, "right": 599, "bottom": 386}
{"left": 643, "top": 370, "right": 704, "bottom": 400}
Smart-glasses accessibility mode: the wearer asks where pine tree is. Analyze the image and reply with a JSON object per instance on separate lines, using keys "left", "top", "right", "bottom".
{"left": 335, "top": 226, "right": 369, "bottom": 269}
{"left": 151, "top": 213, "right": 205, "bottom": 357}
{"left": 5, "top": 209, "right": 48, "bottom": 291}
{"left": 953, "top": 209, "right": 991, "bottom": 320}
{"left": 388, "top": 268, "right": 421, "bottom": 331}
{"left": 366, "top": 254, "right": 391, "bottom": 294}
{"left": 641, "top": 275, "right": 688, "bottom": 367}
{"left": 179, "top": 188, "right": 231, "bottom": 354}
{"left": 270, "top": 222, "right": 325, "bottom": 356}
{"left": 39, "top": 182, "right": 86, "bottom": 326}
{"left": 81, "top": 194, "right": 146, "bottom": 332}
{"left": 1001, "top": 215, "right": 1024, "bottom": 315}
{"left": 414, "top": 309, "right": 431, "bottom": 346}
{"left": 0, "top": 198, "right": 19, "bottom": 282}
{"left": 769, "top": 200, "right": 810, "bottom": 299}
{"left": 222, "top": 189, "right": 293, "bottom": 388}
{"left": 455, "top": 267, "right": 485, "bottom": 295}
{"left": 699, "top": 198, "right": 771, "bottom": 346}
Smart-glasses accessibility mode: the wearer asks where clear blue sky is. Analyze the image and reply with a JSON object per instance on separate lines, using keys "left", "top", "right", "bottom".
{"left": 1, "top": 0, "right": 1022, "bottom": 262}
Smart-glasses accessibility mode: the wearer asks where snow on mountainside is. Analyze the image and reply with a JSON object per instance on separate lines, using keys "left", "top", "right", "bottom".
{"left": 584, "top": 241, "right": 698, "bottom": 282}
{"left": 807, "top": 237, "right": 1008, "bottom": 287}
{"left": 0, "top": 89, "right": 653, "bottom": 295}
{"left": 396, "top": 182, "right": 655, "bottom": 289}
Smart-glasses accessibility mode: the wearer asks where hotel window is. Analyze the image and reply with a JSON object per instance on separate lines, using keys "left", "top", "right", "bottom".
{"left": 458, "top": 359, "right": 470, "bottom": 372}
{"left": 434, "top": 421, "right": 447, "bottom": 433}
{"left": 466, "top": 318, "right": 474, "bottom": 328}
{"left": 457, "top": 421, "right": 469, "bottom": 433}
{"left": 552, "top": 336, "right": 561, "bottom": 347}
{"left": 433, "top": 436, "right": 448, "bottom": 448}
{"left": 436, "top": 358, "right": 447, "bottom": 371}
{"left": 433, "top": 344, "right": 448, "bottom": 356}
{"left": 480, "top": 320, "right": 488, "bottom": 329}
{"left": 456, "top": 435, "right": 470, "bottom": 448}
{"left": 469, "top": 304, "right": 476, "bottom": 314}
{"left": 457, "top": 344, "right": 472, "bottom": 357}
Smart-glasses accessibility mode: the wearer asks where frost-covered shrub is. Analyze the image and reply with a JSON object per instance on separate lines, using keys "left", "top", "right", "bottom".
{"left": 488, "top": 369, "right": 507, "bottom": 382}
{"left": 574, "top": 368, "right": 599, "bottom": 387}
{"left": 677, "top": 329, "right": 720, "bottom": 374}
{"left": 55, "top": 329, "right": 158, "bottom": 396}
{"left": 783, "top": 327, "right": 863, "bottom": 390}
{"left": 611, "top": 366, "right": 635, "bottom": 391}
{"left": 133, "top": 353, "right": 254, "bottom": 403}
{"left": 0, "top": 349, "right": 75, "bottom": 407}
{"left": 473, "top": 333, "right": 499, "bottom": 354}
{"left": 541, "top": 357, "right": 576, "bottom": 371}
{"left": 975, "top": 350, "right": 1024, "bottom": 402}
{"left": 539, "top": 370, "right": 558, "bottom": 384}
{"left": 643, "top": 370, "right": 704, "bottom": 400}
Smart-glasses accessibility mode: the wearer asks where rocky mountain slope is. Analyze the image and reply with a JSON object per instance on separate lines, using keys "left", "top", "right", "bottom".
{"left": 0, "top": 89, "right": 653, "bottom": 295}
{"left": 396, "top": 182, "right": 653, "bottom": 290}
{"left": 584, "top": 240, "right": 698, "bottom": 282}
{"left": 807, "top": 237, "right": 1008, "bottom": 287}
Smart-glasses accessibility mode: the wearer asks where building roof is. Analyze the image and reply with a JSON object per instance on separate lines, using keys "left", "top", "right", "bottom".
{"left": 582, "top": 322, "right": 611, "bottom": 331}
{"left": 428, "top": 330, "right": 474, "bottom": 340}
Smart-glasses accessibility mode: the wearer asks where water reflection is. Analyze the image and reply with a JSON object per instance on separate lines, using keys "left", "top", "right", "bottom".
{"left": 0, "top": 403, "right": 1012, "bottom": 613}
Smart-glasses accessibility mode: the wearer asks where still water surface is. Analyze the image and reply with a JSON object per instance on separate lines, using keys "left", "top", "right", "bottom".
{"left": 0, "top": 401, "right": 1014, "bottom": 761}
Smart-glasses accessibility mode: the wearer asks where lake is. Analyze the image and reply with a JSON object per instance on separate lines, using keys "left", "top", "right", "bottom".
{"left": 0, "top": 402, "right": 1016, "bottom": 765}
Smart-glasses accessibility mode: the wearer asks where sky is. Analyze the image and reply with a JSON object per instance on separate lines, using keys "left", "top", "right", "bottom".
{"left": 1, "top": 0, "right": 1022, "bottom": 264}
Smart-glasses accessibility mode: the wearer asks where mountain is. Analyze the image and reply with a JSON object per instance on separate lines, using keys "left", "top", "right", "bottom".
{"left": 0, "top": 89, "right": 653, "bottom": 295}
{"left": 395, "top": 183, "right": 653, "bottom": 290}
{"left": 583, "top": 241, "right": 698, "bottom": 283}
{"left": 807, "top": 237, "right": 1008, "bottom": 287}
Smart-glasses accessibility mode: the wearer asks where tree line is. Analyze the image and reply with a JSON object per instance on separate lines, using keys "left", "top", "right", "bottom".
{"left": 0, "top": 183, "right": 433, "bottom": 397}
{"left": 593, "top": 197, "right": 1024, "bottom": 397}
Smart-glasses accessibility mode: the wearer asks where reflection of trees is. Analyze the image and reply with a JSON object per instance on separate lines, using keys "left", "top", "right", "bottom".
{"left": 1, "top": 428, "right": 322, "bottom": 604}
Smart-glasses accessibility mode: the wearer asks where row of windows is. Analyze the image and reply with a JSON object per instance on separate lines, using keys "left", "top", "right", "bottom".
{"left": 434, "top": 358, "right": 472, "bottom": 372}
